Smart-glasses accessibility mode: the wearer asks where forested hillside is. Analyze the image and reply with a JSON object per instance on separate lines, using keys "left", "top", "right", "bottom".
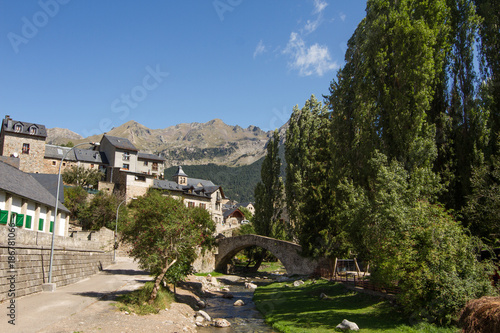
{"left": 164, "top": 158, "right": 264, "bottom": 203}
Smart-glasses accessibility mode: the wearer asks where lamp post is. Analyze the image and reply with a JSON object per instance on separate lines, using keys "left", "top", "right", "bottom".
{"left": 45, "top": 142, "right": 100, "bottom": 291}
{"left": 114, "top": 197, "right": 136, "bottom": 263}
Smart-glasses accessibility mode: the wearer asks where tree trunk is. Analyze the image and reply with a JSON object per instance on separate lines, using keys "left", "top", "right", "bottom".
{"left": 149, "top": 258, "right": 177, "bottom": 304}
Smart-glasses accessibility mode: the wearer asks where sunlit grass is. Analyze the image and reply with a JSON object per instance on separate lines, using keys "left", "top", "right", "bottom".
{"left": 253, "top": 280, "right": 459, "bottom": 333}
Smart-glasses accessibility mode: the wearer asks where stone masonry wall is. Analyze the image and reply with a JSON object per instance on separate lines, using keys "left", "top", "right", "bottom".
{"left": 0, "top": 246, "right": 112, "bottom": 302}
{"left": 1, "top": 133, "right": 46, "bottom": 173}
{"left": 0, "top": 227, "right": 114, "bottom": 301}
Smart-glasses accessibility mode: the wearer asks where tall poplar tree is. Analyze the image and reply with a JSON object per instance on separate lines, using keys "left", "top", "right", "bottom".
{"left": 285, "top": 95, "right": 348, "bottom": 257}
{"left": 253, "top": 130, "right": 285, "bottom": 240}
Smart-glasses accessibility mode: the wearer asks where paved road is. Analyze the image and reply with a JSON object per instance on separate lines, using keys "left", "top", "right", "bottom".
{"left": 0, "top": 257, "right": 151, "bottom": 333}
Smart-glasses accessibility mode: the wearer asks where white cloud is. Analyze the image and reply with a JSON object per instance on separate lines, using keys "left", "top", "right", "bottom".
{"left": 303, "top": 0, "right": 328, "bottom": 34}
{"left": 313, "top": 0, "right": 328, "bottom": 14}
{"left": 283, "top": 32, "right": 338, "bottom": 77}
{"left": 253, "top": 40, "right": 266, "bottom": 59}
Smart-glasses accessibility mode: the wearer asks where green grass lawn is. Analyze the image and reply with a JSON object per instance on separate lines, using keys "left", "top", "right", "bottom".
{"left": 253, "top": 280, "right": 459, "bottom": 333}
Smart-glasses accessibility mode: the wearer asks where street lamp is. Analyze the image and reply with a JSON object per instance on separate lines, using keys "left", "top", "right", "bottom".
{"left": 114, "top": 197, "right": 136, "bottom": 263}
{"left": 45, "top": 142, "right": 100, "bottom": 291}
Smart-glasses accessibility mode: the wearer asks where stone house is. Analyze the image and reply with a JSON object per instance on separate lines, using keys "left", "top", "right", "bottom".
{"left": 154, "top": 166, "right": 226, "bottom": 231}
{"left": 0, "top": 115, "right": 47, "bottom": 174}
{"left": 0, "top": 161, "right": 70, "bottom": 237}
{"left": 98, "top": 135, "right": 163, "bottom": 199}
{"left": 223, "top": 207, "right": 246, "bottom": 227}
{"left": 235, "top": 202, "right": 255, "bottom": 216}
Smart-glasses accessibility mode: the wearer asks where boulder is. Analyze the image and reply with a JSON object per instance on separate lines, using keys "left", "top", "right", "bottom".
{"left": 245, "top": 282, "right": 258, "bottom": 289}
{"left": 197, "top": 310, "right": 211, "bottom": 322}
{"left": 197, "top": 300, "right": 206, "bottom": 309}
{"left": 213, "top": 318, "right": 231, "bottom": 328}
{"left": 336, "top": 319, "right": 359, "bottom": 331}
{"left": 293, "top": 280, "right": 305, "bottom": 287}
{"left": 222, "top": 292, "right": 234, "bottom": 299}
{"left": 233, "top": 299, "right": 245, "bottom": 306}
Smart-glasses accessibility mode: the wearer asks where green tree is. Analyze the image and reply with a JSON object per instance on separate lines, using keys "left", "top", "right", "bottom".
{"left": 122, "top": 191, "right": 215, "bottom": 303}
{"left": 63, "top": 186, "right": 88, "bottom": 220}
{"left": 253, "top": 130, "right": 286, "bottom": 240}
{"left": 339, "top": 152, "right": 495, "bottom": 324}
{"left": 62, "top": 165, "right": 104, "bottom": 188}
{"left": 79, "top": 191, "right": 120, "bottom": 230}
{"left": 285, "top": 95, "right": 348, "bottom": 257}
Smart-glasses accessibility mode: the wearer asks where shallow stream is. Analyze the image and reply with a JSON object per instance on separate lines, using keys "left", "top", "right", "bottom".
{"left": 196, "top": 275, "right": 275, "bottom": 333}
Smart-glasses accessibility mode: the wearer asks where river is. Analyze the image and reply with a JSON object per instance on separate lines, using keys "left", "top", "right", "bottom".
{"left": 196, "top": 274, "right": 276, "bottom": 333}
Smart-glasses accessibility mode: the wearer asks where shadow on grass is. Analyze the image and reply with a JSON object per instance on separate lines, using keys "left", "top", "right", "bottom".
{"left": 254, "top": 280, "right": 410, "bottom": 332}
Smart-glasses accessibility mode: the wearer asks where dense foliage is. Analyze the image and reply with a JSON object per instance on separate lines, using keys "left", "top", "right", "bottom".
{"left": 62, "top": 165, "right": 104, "bottom": 189}
{"left": 122, "top": 190, "right": 215, "bottom": 302}
{"left": 252, "top": 0, "right": 499, "bottom": 324}
{"left": 63, "top": 187, "right": 128, "bottom": 231}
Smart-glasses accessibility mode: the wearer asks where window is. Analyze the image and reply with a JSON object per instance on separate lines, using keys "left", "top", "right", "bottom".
{"left": 22, "top": 143, "right": 30, "bottom": 154}
{"left": 200, "top": 203, "right": 206, "bottom": 210}
{"left": 52, "top": 161, "right": 56, "bottom": 166}
{"left": 15, "top": 214, "right": 24, "bottom": 227}
{"left": 25, "top": 215, "right": 32, "bottom": 229}
{"left": 135, "top": 175, "right": 146, "bottom": 182}
{"left": 0, "top": 210, "right": 8, "bottom": 225}
{"left": 90, "top": 164, "right": 94, "bottom": 168}
{"left": 29, "top": 126, "right": 37, "bottom": 135}
{"left": 38, "top": 218, "right": 44, "bottom": 231}
{"left": 152, "top": 162, "right": 158, "bottom": 171}
{"left": 188, "top": 201, "right": 195, "bottom": 208}
{"left": 50, "top": 221, "right": 54, "bottom": 233}
{"left": 14, "top": 124, "right": 22, "bottom": 132}
{"left": 122, "top": 164, "right": 130, "bottom": 170}
{"left": 144, "top": 161, "right": 148, "bottom": 166}
{"left": 123, "top": 152, "right": 130, "bottom": 161}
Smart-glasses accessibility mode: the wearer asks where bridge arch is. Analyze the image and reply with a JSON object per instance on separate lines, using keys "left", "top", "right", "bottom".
{"left": 215, "top": 234, "right": 318, "bottom": 275}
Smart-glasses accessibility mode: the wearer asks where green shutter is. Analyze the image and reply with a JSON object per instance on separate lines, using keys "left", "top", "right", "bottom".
{"left": 15, "top": 214, "right": 24, "bottom": 227}
{"left": 38, "top": 218, "right": 44, "bottom": 231}
{"left": 25, "top": 215, "right": 32, "bottom": 229}
{"left": 0, "top": 210, "right": 8, "bottom": 225}
{"left": 50, "top": 221, "right": 54, "bottom": 233}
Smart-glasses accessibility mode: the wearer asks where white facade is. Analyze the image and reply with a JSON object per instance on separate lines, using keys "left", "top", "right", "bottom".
{"left": 0, "top": 189, "right": 67, "bottom": 237}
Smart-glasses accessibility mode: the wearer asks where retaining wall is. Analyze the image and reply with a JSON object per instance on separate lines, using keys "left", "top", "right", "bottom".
{"left": 0, "top": 227, "right": 113, "bottom": 302}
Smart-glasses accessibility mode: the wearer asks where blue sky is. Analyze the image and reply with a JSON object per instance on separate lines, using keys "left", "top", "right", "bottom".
{"left": 0, "top": 1, "right": 366, "bottom": 137}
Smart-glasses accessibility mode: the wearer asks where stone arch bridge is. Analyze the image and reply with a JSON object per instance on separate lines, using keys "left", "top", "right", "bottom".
{"left": 214, "top": 234, "right": 319, "bottom": 275}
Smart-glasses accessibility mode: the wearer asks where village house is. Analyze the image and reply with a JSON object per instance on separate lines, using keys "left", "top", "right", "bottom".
{"left": 0, "top": 160, "right": 70, "bottom": 236}
{"left": 0, "top": 115, "right": 47, "bottom": 174}
{"left": 153, "top": 166, "right": 227, "bottom": 232}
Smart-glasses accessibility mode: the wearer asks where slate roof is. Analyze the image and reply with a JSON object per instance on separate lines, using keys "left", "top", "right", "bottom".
{"left": 223, "top": 207, "right": 244, "bottom": 218}
{"left": 173, "top": 166, "right": 187, "bottom": 177}
{"left": 153, "top": 179, "right": 224, "bottom": 199}
{"left": 1, "top": 116, "right": 47, "bottom": 138}
{"left": 138, "top": 152, "right": 165, "bottom": 162}
{"left": 0, "top": 161, "right": 69, "bottom": 213}
{"left": 74, "top": 148, "right": 109, "bottom": 165}
{"left": 44, "top": 145, "right": 77, "bottom": 161}
{"left": 102, "top": 135, "right": 138, "bottom": 151}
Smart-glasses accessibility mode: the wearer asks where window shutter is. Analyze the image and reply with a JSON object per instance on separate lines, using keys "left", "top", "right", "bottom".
{"left": 50, "top": 221, "right": 54, "bottom": 233}
{"left": 0, "top": 210, "right": 8, "bottom": 225}
{"left": 38, "top": 218, "right": 44, "bottom": 231}
{"left": 25, "top": 215, "right": 32, "bottom": 229}
{"left": 15, "top": 214, "right": 24, "bottom": 227}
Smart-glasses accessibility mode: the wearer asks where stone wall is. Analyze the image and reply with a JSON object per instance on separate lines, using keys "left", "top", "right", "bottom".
{"left": 0, "top": 133, "right": 46, "bottom": 173}
{"left": 0, "top": 227, "right": 114, "bottom": 301}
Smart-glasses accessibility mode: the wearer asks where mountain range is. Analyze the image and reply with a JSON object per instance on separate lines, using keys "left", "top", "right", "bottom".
{"left": 47, "top": 119, "right": 280, "bottom": 168}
